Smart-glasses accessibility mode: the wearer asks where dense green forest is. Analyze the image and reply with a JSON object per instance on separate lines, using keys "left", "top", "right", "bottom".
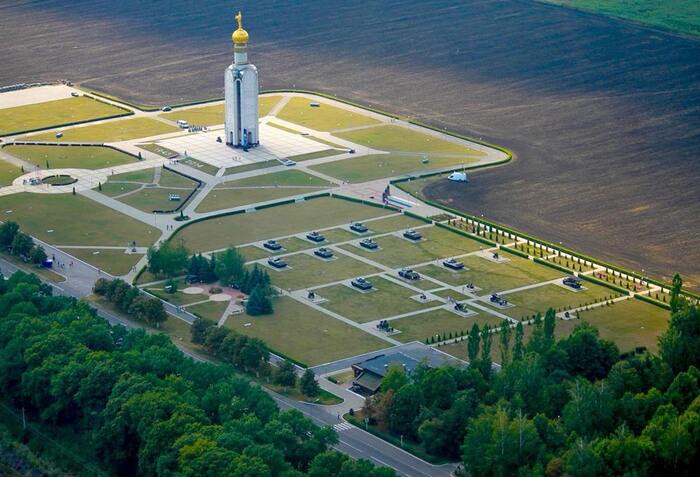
{"left": 361, "top": 275, "right": 700, "bottom": 476}
{"left": 0, "top": 270, "right": 394, "bottom": 477}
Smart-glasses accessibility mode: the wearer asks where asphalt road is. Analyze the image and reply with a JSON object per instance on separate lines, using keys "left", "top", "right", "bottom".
{"left": 0, "top": 254, "right": 456, "bottom": 477}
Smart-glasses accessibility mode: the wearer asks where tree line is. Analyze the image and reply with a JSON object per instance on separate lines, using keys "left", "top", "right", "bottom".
{"left": 0, "top": 221, "right": 47, "bottom": 266}
{"left": 361, "top": 274, "right": 700, "bottom": 476}
{"left": 148, "top": 241, "right": 274, "bottom": 315}
{"left": 191, "top": 318, "right": 321, "bottom": 399}
{"left": 0, "top": 270, "right": 394, "bottom": 477}
{"left": 93, "top": 277, "right": 167, "bottom": 328}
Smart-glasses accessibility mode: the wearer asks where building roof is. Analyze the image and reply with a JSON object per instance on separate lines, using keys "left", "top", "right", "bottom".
{"left": 354, "top": 372, "right": 383, "bottom": 393}
{"left": 353, "top": 352, "right": 422, "bottom": 378}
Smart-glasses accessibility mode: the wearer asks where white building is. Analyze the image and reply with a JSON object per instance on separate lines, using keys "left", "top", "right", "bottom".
{"left": 224, "top": 11, "right": 259, "bottom": 148}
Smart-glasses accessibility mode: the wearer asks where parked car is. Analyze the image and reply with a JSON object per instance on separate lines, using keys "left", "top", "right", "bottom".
{"left": 177, "top": 120, "right": 189, "bottom": 128}
{"left": 161, "top": 105, "right": 173, "bottom": 112}
{"left": 70, "top": 92, "right": 80, "bottom": 97}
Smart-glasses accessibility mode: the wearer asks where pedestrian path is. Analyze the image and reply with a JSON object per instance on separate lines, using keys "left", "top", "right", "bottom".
{"left": 333, "top": 422, "right": 354, "bottom": 432}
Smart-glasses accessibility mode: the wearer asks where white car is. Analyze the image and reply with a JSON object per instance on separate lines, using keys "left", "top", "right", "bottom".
{"left": 70, "top": 92, "right": 80, "bottom": 97}
{"left": 280, "top": 159, "right": 296, "bottom": 167}
{"left": 448, "top": 171, "right": 468, "bottom": 182}
{"left": 177, "top": 120, "right": 189, "bottom": 129}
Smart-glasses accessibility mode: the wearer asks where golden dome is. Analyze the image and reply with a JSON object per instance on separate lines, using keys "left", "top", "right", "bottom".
{"left": 232, "top": 11, "right": 249, "bottom": 44}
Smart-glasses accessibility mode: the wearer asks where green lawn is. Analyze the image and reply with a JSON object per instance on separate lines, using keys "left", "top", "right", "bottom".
{"left": 310, "top": 153, "right": 480, "bottom": 183}
{"left": 0, "top": 193, "right": 159, "bottom": 246}
{"left": 276, "top": 97, "right": 381, "bottom": 131}
{"left": 0, "top": 159, "right": 23, "bottom": 186}
{"left": 267, "top": 252, "right": 382, "bottom": 291}
{"left": 98, "top": 182, "right": 143, "bottom": 197}
{"left": 575, "top": 299, "right": 670, "bottom": 353}
{"left": 196, "top": 171, "right": 334, "bottom": 213}
{"left": 223, "top": 296, "right": 389, "bottom": 366}
{"left": 223, "top": 160, "right": 279, "bottom": 176}
{"left": 219, "top": 170, "right": 335, "bottom": 187}
{"left": 238, "top": 237, "right": 315, "bottom": 256}
{"left": 107, "top": 168, "right": 154, "bottom": 183}
{"left": 538, "top": 1, "right": 700, "bottom": 37}
{"left": 392, "top": 308, "right": 504, "bottom": 343}
{"left": 118, "top": 187, "right": 195, "bottom": 213}
{"left": 0, "top": 96, "right": 128, "bottom": 136}
{"left": 315, "top": 276, "right": 435, "bottom": 323}
{"left": 159, "top": 95, "right": 281, "bottom": 125}
{"left": 3, "top": 145, "right": 136, "bottom": 170}
{"left": 287, "top": 149, "right": 345, "bottom": 162}
{"left": 495, "top": 283, "right": 623, "bottom": 320}
{"left": 196, "top": 187, "right": 323, "bottom": 213}
{"left": 340, "top": 226, "right": 485, "bottom": 269}
{"left": 335, "top": 125, "right": 485, "bottom": 155}
{"left": 431, "top": 288, "right": 472, "bottom": 301}
{"left": 417, "top": 254, "right": 563, "bottom": 294}
{"left": 26, "top": 117, "right": 179, "bottom": 143}
{"left": 157, "top": 169, "right": 198, "bottom": 188}
{"left": 176, "top": 197, "right": 394, "bottom": 252}
{"left": 186, "top": 300, "right": 230, "bottom": 321}
{"left": 60, "top": 248, "right": 143, "bottom": 276}
{"left": 320, "top": 227, "right": 360, "bottom": 244}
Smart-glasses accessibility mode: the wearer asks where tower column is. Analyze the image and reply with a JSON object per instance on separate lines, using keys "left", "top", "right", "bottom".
{"left": 224, "top": 11, "right": 259, "bottom": 148}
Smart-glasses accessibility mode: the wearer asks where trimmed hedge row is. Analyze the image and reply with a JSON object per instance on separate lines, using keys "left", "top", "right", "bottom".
{"left": 534, "top": 257, "right": 574, "bottom": 274}
{"left": 403, "top": 210, "right": 433, "bottom": 224}
{"left": 330, "top": 193, "right": 401, "bottom": 212}
{"left": 268, "top": 349, "right": 308, "bottom": 369}
{"left": 635, "top": 294, "right": 672, "bottom": 310}
{"left": 435, "top": 222, "right": 497, "bottom": 247}
{"left": 151, "top": 166, "right": 203, "bottom": 214}
{"left": 578, "top": 274, "right": 630, "bottom": 295}
{"left": 500, "top": 246, "right": 529, "bottom": 259}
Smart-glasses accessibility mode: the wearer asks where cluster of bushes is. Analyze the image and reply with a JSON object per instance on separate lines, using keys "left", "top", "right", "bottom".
{"left": 272, "top": 359, "right": 322, "bottom": 398}
{"left": 191, "top": 317, "right": 269, "bottom": 374}
{"left": 0, "top": 221, "right": 47, "bottom": 265}
{"left": 361, "top": 277, "right": 700, "bottom": 476}
{"left": 0, "top": 270, "right": 393, "bottom": 477}
{"left": 148, "top": 242, "right": 275, "bottom": 315}
{"left": 93, "top": 277, "right": 166, "bottom": 327}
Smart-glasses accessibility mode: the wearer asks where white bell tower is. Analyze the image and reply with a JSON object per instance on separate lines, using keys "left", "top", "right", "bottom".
{"left": 224, "top": 11, "right": 259, "bottom": 148}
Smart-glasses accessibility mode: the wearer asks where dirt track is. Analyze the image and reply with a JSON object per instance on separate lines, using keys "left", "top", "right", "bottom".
{"left": 0, "top": 0, "right": 698, "bottom": 288}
